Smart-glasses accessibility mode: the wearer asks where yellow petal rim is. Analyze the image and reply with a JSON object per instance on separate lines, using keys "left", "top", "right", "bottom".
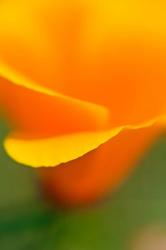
{"left": 0, "top": 61, "right": 109, "bottom": 119}
{"left": 4, "top": 115, "right": 166, "bottom": 168}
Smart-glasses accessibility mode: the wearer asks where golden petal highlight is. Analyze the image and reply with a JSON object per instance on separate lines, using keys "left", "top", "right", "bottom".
{"left": 4, "top": 115, "right": 166, "bottom": 168}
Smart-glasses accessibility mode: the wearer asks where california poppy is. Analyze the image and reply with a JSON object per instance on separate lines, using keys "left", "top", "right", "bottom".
{"left": 0, "top": 0, "right": 165, "bottom": 206}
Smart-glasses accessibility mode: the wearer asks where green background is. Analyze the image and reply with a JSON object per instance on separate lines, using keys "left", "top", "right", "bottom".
{"left": 0, "top": 120, "right": 166, "bottom": 250}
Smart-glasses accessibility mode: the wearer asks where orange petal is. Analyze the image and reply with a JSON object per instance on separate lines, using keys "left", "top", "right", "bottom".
{"left": 0, "top": 1, "right": 165, "bottom": 128}
{"left": 4, "top": 116, "right": 165, "bottom": 168}
{"left": 0, "top": 64, "right": 110, "bottom": 137}
{"left": 38, "top": 122, "right": 163, "bottom": 206}
{"left": 0, "top": 0, "right": 57, "bottom": 86}
{"left": 9, "top": 0, "right": 164, "bottom": 126}
{"left": 0, "top": 0, "right": 166, "bottom": 171}
{"left": 53, "top": 0, "right": 166, "bottom": 125}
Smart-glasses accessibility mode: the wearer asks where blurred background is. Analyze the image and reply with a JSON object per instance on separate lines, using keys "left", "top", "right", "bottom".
{"left": 0, "top": 119, "right": 166, "bottom": 250}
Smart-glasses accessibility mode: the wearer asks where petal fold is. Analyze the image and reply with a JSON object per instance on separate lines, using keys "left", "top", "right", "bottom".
{"left": 4, "top": 115, "right": 166, "bottom": 168}
{"left": 0, "top": 63, "right": 110, "bottom": 137}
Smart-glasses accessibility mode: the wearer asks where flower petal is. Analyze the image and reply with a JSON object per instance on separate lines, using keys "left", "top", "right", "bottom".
{"left": 4, "top": 116, "right": 166, "bottom": 168}
{"left": 0, "top": 63, "right": 110, "bottom": 137}
{"left": 0, "top": 0, "right": 165, "bottom": 127}
{"left": 0, "top": 0, "right": 57, "bottom": 86}
{"left": 38, "top": 120, "right": 164, "bottom": 206}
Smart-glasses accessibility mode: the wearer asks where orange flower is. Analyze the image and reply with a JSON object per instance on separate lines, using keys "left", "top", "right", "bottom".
{"left": 0, "top": 0, "right": 166, "bottom": 206}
